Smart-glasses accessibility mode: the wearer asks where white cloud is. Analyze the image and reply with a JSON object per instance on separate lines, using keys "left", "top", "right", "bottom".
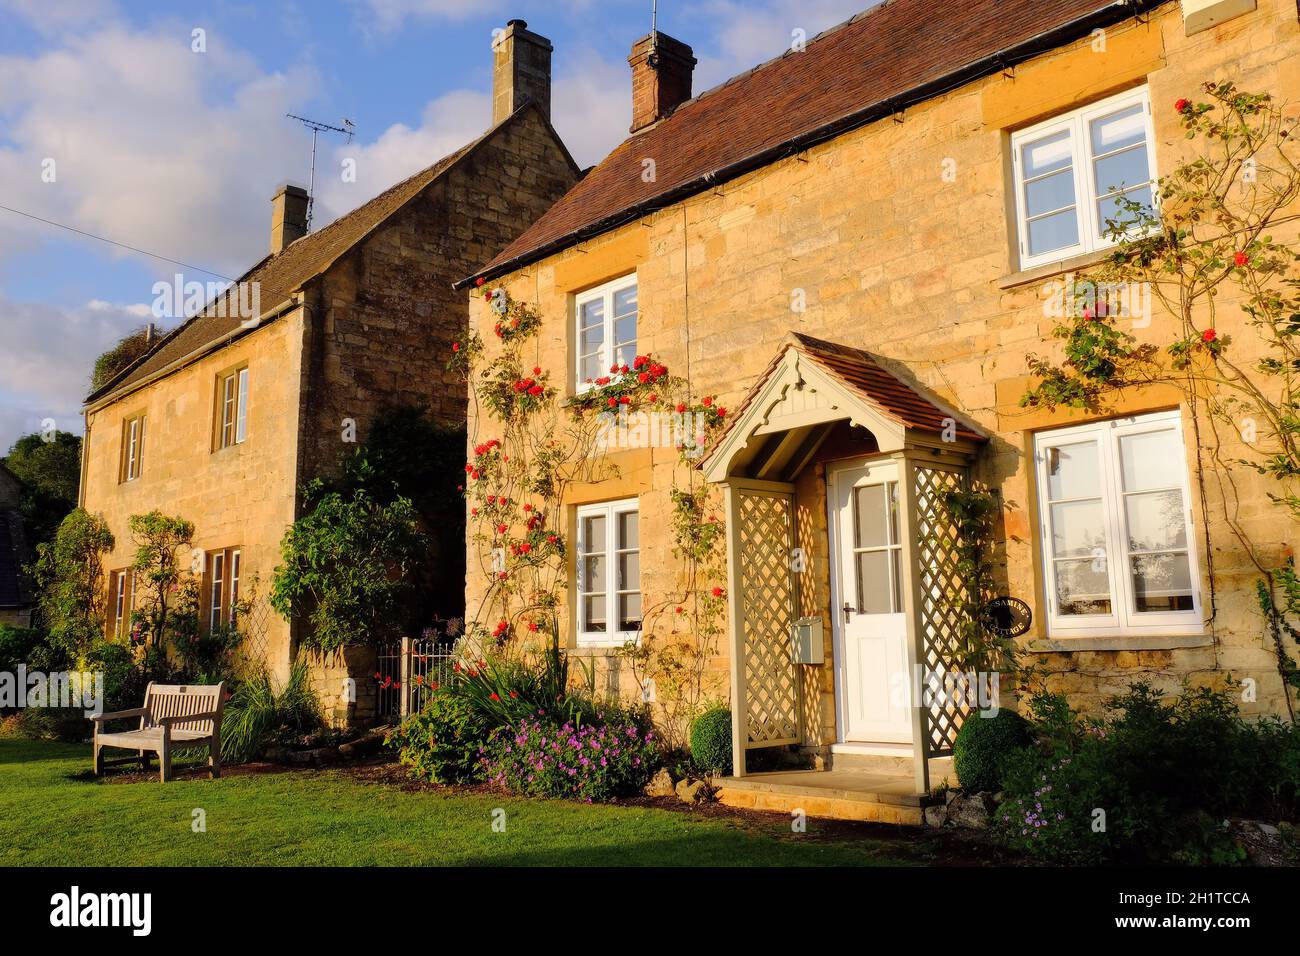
{"left": 0, "top": 24, "right": 317, "bottom": 284}
{"left": 0, "top": 0, "right": 118, "bottom": 36}
{"left": 0, "top": 295, "right": 149, "bottom": 448}
{"left": 354, "top": 0, "right": 505, "bottom": 34}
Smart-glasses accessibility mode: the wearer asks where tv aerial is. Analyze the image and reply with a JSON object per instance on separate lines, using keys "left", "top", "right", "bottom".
{"left": 286, "top": 114, "right": 357, "bottom": 231}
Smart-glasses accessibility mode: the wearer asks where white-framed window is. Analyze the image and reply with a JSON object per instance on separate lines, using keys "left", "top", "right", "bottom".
{"left": 230, "top": 549, "right": 242, "bottom": 627}
{"left": 575, "top": 498, "right": 641, "bottom": 645}
{"left": 575, "top": 275, "right": 637, "bottom": 391}
{"left": 1034, "top": 410, "right": 1202, "bottom": 637}
{"left": 1011, "top": 87, "right": 1157, "bottom": 269}
{"left": 209, "top": 551, "right": 225, "bottom": 631}
{"left": 218, "top": 367, "right": 249, "bottom": 449}
{"left": 122, "top": 415, "right": 145, "bottom": 482}
{"left": 113, "top": 570, "right": 128, "bottom": 639}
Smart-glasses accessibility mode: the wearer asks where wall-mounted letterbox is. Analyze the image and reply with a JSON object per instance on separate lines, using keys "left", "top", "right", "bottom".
{"left": 791, "top": 617, "right": 824, "bottom": 665}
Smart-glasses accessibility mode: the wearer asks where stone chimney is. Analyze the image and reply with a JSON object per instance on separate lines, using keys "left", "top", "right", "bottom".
{"left": 270, "top": 184, "right": 308, "bottom": 255}
{"left": 628, "top": 32, "right": 696, "bottom": 133}
{"left": 492, "top": 19, "right": 553, "bottom": 124}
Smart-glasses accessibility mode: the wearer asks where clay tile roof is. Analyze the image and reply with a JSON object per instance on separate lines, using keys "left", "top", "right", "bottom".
{"left": 467, "top": 0, "right": 1148, "bottom": 284}
{"left": 788, "top": 332, "right": 985, "bottom": 441}
{"left": 89, "top": 105, "right": 557, "bottom": 405}
{"left": 710, "top": 332, "right": 986, "bottom": 458}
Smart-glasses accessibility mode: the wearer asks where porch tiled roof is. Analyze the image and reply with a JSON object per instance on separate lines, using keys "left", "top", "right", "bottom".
{"left": 715, "top": 332, "right": 986, "bottom": 451}
{"left": 466, "top": 0, "right": 1153, "bottom": 285}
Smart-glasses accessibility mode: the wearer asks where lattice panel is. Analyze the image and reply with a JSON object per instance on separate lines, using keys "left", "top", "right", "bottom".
{"left": 913, "top": 465, "right": 973, "bottom": 756}
{"left": 236, "top": 596, "right": 274, "bottom": 672}
{"left": 737, "top": 491, "right": 801, "bottom": 747}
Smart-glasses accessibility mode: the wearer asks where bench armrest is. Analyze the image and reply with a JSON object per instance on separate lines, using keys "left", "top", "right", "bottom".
{"left": 157, "top": 711, "right": 220, "bottom": 728}
{"left": 89, "top": 707, "right": 148, "bottom": 723}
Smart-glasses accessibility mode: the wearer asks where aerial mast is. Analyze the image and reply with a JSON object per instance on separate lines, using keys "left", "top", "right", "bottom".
{"left": 285, "top": 114, "right": 356, "bottom": 231}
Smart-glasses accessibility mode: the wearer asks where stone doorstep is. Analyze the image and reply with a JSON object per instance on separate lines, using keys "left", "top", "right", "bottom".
{"left": 716, "top": 779, "right": 926, "bottom": 826}
{"left": 718, "top": 770, "right": 934, "bottom": 807}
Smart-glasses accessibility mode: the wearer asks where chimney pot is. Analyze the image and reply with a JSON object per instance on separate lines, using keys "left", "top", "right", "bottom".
{"left": 270, "top": 183, "right": 309, "bottom": 255}
{"left": 492, "top": 20, "right": 553, "bottom": 125}
{"left": 628, "top": 32, "right": 696, "bottom": 133}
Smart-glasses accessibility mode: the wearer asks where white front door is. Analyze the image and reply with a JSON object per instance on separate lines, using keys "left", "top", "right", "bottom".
{"left": 832, "top": 460, "right": 913, "bottom": 744}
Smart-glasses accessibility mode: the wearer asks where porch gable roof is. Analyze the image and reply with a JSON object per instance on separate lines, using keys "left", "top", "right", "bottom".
{"left": 701, "top": 332, "right": 987, "bottom": 482}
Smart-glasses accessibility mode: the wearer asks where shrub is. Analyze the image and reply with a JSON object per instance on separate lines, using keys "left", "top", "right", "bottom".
{"left": 387, "top": 690, "right": 488, "bottom": 784}
{"left": 953, "top": 707, "right": 1032, "bottom": 793}
{"left": 0, "top": 624, "right": 53, "bottom": 675}
{"left": 994, "top": 682, "right": 1278, "bottom": 864}
{"left": 689, "top": 706, "right": 733, "bottom": 774}
{"left": 30, "top": 509, "right": 114, "bottom": 660}
{"left": 221, "top": 660, "right": 322, "bottom": 763}
{"left": 480, "top": 706, "right": 658, "bottom": 801}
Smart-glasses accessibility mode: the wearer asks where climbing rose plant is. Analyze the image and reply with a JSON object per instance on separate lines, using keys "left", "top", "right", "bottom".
{"left": 452, "top": 283, "right": 729, "bottom": 748}
{"left": 1021, "top": 82, "right": 1300, "bottom": 713}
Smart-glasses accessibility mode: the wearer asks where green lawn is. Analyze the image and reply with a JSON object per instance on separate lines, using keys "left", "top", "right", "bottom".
{"left": 0, "top": 740, "right": 954, "bottom": 866}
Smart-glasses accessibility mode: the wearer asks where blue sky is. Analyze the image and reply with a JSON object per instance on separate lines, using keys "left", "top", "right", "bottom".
{"left": 0, "top": 0, "right": 869, "bottom": 452}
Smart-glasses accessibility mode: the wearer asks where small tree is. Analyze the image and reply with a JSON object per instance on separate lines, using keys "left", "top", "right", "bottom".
{"left": 91, "top": 325, "right": 165, "bottom": 393}
{"left": 127, "top": 510, "right": 195, "bottom": 652}
{"left": 271, "top": 483, "right": 427, "bottom": 651}
{"left": 4, "top": 430, "right": 82, "bottom": 547}
{"left": 30, "top": 508, "right": 115, "bottom": 661}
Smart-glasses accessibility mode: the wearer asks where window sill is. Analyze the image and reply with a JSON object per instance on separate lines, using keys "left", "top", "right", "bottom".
{"left": 1026, "top": 632, "right": 1212, "bottom": 653}
{"left": 997, "top": 248, "right": 1114, "bottom": 290}
{"left": 570, "top": 640, "right": 637, "bottom": 656}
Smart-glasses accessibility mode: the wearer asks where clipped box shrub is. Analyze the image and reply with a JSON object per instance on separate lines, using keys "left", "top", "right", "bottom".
{"left": 690, "top": 706, "right": 733, "bottom": 774}
{"left": 953, "top": 707, "right": 1032, "bottom": 793}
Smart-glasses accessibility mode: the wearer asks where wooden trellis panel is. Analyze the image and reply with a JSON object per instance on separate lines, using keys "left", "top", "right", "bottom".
{"left": 912, "top": 464, "right": 973, "bottom": 757}
{"left": 736, "top": 489, "right": 801, "bottom": 748}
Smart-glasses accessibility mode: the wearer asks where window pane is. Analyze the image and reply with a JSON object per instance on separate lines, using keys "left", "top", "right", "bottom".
{"left": 1096, "top": 184, "right": 1153, "bottom": 234}
{"left": 1045, "top": 440, "right": 1100, "bottom": 500}
{"left": 613, "top": 285, "right": 637, "bottom": 317}
{"left": 236, "top": 369, "right": 249, "bottom": 443}
{"left": 618, "top": 551, "right": 639, "bottom": 589}
{"left": 1022, "top": 129, "right": 1073, "bottom": 178}
{"left": 1049, "top": 499, "right": 1107, "bottom": 558}
{"left": 1093, "top": 146, "right": 1150, "bottom": 197}
{"left": 1131, "top": 552, "right": 1194, "bottom": 612}
{"left": 613, "top": 314, "right": 636, "bottom": 348}
{"left": 1090, "top": 103, "right": 1146, "bottom": 156}
{"left": 619, "top": 592, "right": 641, "bottom": 631}
{"left": 1025, "top": 169, "right": 1076, "bottom": 218}
{"left": 580, "top": 352, "right": 603, "bottom": 383}
{"left": 1027, "top": 208, "right": 1080, "bottom": 257}
{"left": 580, "top": 321, "right": 604, "bottom": 355}
{"left": 581, "top": 555, "right": 606, "bottom": 592}
{"left": 579, "top": 299, "right": 604, "bottom": 329}
{"left": 1054, "top": 557, "right": 1113, "bottom": 615}
{"left": 1118, "top": 429, "right": 1182, "bottom": 491}
{"left": 1125, "top": 490, "right": 1188, "bottom": 552}
{"left": 583, "top": 595, "right": 607, "bottom": 632}
{"left": 581, "top": 515, "right": 605, "bottom": 553}
{"left": 617, "top": 510, "right": 638, "bottom": 549}
{"left": 854, "top": 484, "right": 887, "bottom": 548}
{"left": 855, "top": 549, "right": 894, "bottom": 614}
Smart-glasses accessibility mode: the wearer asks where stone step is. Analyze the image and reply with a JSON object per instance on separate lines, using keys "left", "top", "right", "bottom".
{"left": 716, "top": 770, "right": 931, "bottom": 825}
{"left": 827, "top": 751, "right": 915, "bottom": 776}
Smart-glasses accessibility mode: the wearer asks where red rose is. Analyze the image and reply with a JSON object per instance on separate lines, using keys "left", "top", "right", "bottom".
{"left": 717, "top": 408, "right": 727, "bottom": 418}
{"left": 702, "top": 396, "right": 713, "bottom": 407}
{"left": 452, "top": 341, "right": 460, "bottom": 352}
{"left": 711, "top": 586, "right": 724, "bottom": 597}
{"left": 607, "top": 397, "right": 617, "bottom": 407}
{"left": 618, "top": 395, "right": 630, "bottom": 404}
{"left": 1175, "top": 98, "right": 1190, "bottom": 113}
{"left": 1234, "top": 251, "right": 1249, "bottom": 266}
{"left": 675, "top": 403, "right": 686, "bottom": 413}
{"left": 476, "top": 276, "right": 485, "bottom": 287}
{"left": 648, "top": 393, "right": 657, "bottom": 402}
{"left": 533, "top": 366, "right": 542, "bottom": 375}
{"left": 1202, "top": 328, "right": 1217, "bottom": 342}
{"left": 490, "top": 692, "right": 500, "bottom": 701}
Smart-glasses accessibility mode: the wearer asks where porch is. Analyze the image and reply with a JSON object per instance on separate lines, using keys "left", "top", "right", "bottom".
{"left": 702, "top": 333, "right": 989, "bottom": 819}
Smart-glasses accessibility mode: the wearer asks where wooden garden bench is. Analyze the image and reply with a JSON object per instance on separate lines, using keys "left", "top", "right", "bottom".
{"left": 91, "top": 682, "right": 225, "bottom": 783}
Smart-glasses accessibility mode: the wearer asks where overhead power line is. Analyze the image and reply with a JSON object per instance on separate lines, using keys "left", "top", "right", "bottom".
{"left": 0, "top": 202, "right": 235, "bottom": 281}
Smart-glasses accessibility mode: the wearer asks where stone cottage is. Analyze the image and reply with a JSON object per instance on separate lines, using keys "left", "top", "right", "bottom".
{"left": 80, "top": 20, "right": 579, "bottom": 722}
{"left": 461, "top": 0, "right": 1300, "bottom": 821}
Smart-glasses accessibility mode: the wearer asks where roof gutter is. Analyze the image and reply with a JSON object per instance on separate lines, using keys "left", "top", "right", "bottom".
{"left": 456, "top": 0, "right": 1165, "bottom": 289}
